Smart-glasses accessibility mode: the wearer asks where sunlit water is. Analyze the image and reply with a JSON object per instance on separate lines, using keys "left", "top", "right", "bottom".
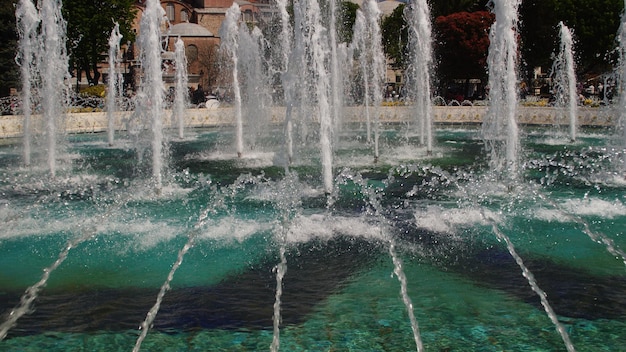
{"left": 0, "top": 125, "right": 625, "bottom": 351}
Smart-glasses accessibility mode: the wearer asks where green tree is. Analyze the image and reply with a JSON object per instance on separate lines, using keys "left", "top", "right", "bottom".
{"left": 381, "top": 4, "right": 408, "bottom": 70}
{"left": 62, "top": 0, "right": 136, "bottom": 89}
{"left": 519, "top": 0, "right": 623, "bottom": 79}
{"left": 0, "top": 0, "right": 19, "bottom": 97}
{"left": 561, "top": 0, "right": 623, "bottom": 75}
{"left": 338, "top": 0, "right": 359, "bottom": 44}
{"left": 518, "top": 0, "right": 558, "bottom": 79}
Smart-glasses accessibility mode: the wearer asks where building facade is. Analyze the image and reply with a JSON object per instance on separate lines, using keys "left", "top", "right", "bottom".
{"left": 128, "top": 0, "right": 265, "bottom": 94}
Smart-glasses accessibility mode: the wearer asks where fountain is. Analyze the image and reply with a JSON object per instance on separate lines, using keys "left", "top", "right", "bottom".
{"left": 617, "top": 0, "right": 626, "bottom": 153}
{"left": 134, "top": 0, "right": 167, "bottom": 192}
{"left": 552, "top": 21, "right": 578, "bottom": 142}
{"left": 173, "top": 37, "right": 189, "bottom": 140}
{"left": 219, "top": 4, "right": 244, "bottom": 158}
{"left": 15, "top": 0, "right": 39, "bottom": 166}
{"left": 482, "top": 0, "right": 521, "bottom": 180}
{"left": 406, "top": 0, "right": 434, "bottom": 153}
{"left": 15, "top": 0, "right": 71, "bottom": 175}
{"left": 107, "top": 22, "right": 123, "bottom": 146}
{"left": 238, "top": 26, "right": 272, "bottom": 151}
{"left": 2, "top": 0, "right": 626, "bottom": 351}
{"left": 352, "top": 0, "right": 386, "bottom": 162}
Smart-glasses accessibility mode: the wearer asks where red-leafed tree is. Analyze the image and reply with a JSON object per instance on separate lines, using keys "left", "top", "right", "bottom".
{"left": 434, "top": 11, "right": 494, "bottom": 89}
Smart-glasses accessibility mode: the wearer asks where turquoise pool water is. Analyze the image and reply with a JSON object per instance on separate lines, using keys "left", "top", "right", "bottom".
{"left": 0, "top": 125, "right": 625, "bottom": 351}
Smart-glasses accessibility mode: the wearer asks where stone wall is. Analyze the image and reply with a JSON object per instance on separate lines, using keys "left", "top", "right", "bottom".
{"left": 0, "top": 105, "right": 617, "bottom": 139}
{"left": 197, "top": 12, "right": 226, "bottom": 39}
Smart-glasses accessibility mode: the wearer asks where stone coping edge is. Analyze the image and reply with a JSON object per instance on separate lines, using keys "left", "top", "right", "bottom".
{"left": 0, "top": 105, "right": 617, "bottom": 139}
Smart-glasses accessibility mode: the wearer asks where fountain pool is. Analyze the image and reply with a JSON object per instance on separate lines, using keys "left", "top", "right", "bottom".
{"left": 1, "top": 123, "right": 625, "bottom": 351}
{"left": 4, "top": 0, "right": 626, "bottom": 350}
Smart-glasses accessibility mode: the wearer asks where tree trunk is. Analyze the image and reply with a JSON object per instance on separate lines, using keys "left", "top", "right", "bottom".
{"left": 83, "top": 62, "right": 94, "bottom": 86}
{"left": 75, "top": 68, "right": 82, "bottom": 92}
{"left": 92, "top": 61, "right": 101, "bottom": 85}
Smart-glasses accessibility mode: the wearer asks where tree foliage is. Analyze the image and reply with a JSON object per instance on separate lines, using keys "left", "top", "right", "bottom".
{"left": 434, "top": 10, "right": 494, "bottom": 82}
{"left": 381, "top": 0, "right": 624, "bottom": 84}
{"left": 430, "top": 0, "right": 488, "bottom": 18}
{"left": 381, "top": 4, "right": 408, "bottom": 70}
{"left": 62, "top": 0, "right": 136, "bottom": 86}
{"left": 338, "top": 0, "right": 359, "bottom": 44}
{"left": 519, "top": 0, "right": 623, "bottom": 79}
{"left": 0, "top": 0, "right": 19, "bottom": 96}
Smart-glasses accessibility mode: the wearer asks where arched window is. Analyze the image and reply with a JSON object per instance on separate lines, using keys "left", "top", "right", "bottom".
{"left": 181, "top": 9, "right": 189, "bottom": 22}
{"left": 244, "top": 9, "right": 253, "bottom": 23}
{"left": 166, "top": 3, "right": 175, "bottom": 22}
{"left": 186, "top": 44, "right": 198, "bottom": 62}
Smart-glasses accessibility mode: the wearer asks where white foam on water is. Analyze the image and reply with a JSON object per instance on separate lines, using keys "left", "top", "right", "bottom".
{"left": 413, "top": 205, "right": 500, "bottom": 235}
{"left": 0, "top": 183, "right": 193, "bottom": 244}
{"left": 383, "top": 144, "right": 435, "bottom": 161}
{"left": 533, "top": 208, "right": 569, "bottom": 222}
{"left": 105, "top": 178, "right": 195, "bottom": 202}
{"left": 155, "top": 183, "right": 195, "bottom": 198}
{"left": 235, "top": 151, "right": 276, "bottom": 168}
{"left": 534, "top": 197, "right": 626, "bottom": 222}
{"left": 198, "top": 216, "right": 273, "bottom": 243}
{"left": 285, "top": 213, "right": 385, "bottom": 243}
{"left": 588, "top": 173, "right": 626, "bottom": 187}
{"left": 109, "top": 219, "right": 182, "bottom": 251}
{"left": 3, "top": 168, "right": 121, "bottom": 201}
{"left": 539, "top": 136, "right": 583, "bottom": 146}
{"left": 0, "top": 211, "right": 69, "bottom": 239}
{"left": 0, "top": 203, "right": 185, "bottom": 250}
{"left": 607, "top": 174, "right": 626, "bottom": 186}
{"left": 54, "top": 173, "right": 102, "bottom": 187}
{"left": 441, "top": 127, "right": 483, "bottom": 135}
{"left": 185, "top": 149, "right": 276, "bottom": 167}
{"left": 335, "top": 144, "right": 444, "bottom": 168}
{"left": 526, "top": 129, "right": 612, "bottom": 141}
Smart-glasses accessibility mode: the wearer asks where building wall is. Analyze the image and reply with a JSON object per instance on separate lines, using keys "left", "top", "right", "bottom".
{"left": 127, "top": 0, "right": 266, "bottom": 93}
{"left": 197, "top": 11, "right": 227, "bottom": 37}
{"left": 202, "top": 0, "right": 234, "bottom": 8}
{"left": 162, "top": 0, "right": 195, "bottom": 24}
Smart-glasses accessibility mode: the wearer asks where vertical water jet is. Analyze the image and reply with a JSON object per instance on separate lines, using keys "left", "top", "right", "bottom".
{"left": 305, "top": 0, "right": 334, "bottom": 192}
{"left": 107, "top": 22, "right": 123, "bottom": 146}
{"left": 275, "top": 0, "right": 295, "bottom": 167}
{"left": 173, "top": 37, "right": 189, "bottom": 139}
{"left": 552, "top": 22, "right": 578, "bottom": 142}
{"left": 352, "top": 0, "right": 385, "bottom": 162}
{"left": 483, "top": 0, "right": 521, "bottom": 181}
{"left": 15, "top": 0, "right": 39, "bottom": 167}
{"left": 328, "top": 0, "right": 344, "bottom": 141}
{"left": 40, "top": 0, "right": 69, "bottom": 177}
{"left": 616, "top": 0, "right": 626, "bottom": 168}
{"left": 220, "top": 4, "right": 244, "bottom": 158}
{"left": 238, "top": 26, "right": 271, "bottom": 150}
{"left": 406, "top": 0, "right": 434, "bottom": 153}
{"left": 137, "top": 0, "right": 167, "bottom": 191}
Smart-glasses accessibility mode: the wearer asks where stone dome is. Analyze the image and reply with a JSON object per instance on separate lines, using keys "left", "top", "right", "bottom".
{"left": 168, "top": 22, "right": 214, "bottom": 37}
